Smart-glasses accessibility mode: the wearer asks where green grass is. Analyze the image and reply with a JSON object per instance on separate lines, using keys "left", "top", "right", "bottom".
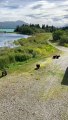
{"left": 64, "top": 43, "right": 68, "bottom": 47}
{"left": 0, "top": 33, "right": 59, "bottom": 74}
{"left": 8, "top": 57, "right": 39, "bottom": 73}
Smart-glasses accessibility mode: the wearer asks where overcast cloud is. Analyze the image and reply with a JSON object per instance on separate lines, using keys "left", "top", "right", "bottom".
{"left": 0, "top": 0, "right": 68, "bottom": 27}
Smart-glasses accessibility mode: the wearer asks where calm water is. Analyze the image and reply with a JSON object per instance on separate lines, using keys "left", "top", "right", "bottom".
{"left": 0, "top": 33, "right": 28, "bottom": 47}
{"left": 0, "top": 29, "right": 14, "bottom": 33}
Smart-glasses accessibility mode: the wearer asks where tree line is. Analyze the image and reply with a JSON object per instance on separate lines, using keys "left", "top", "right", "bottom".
{"left": 14, "top": 24, "right": 68, "bottom": 46}
{"left": 14, "top": 24, "right": 57, "bottom": 35}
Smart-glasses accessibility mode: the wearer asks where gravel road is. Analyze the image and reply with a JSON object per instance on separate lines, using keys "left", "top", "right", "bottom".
{"left": 0, "top": 44, "right": 68, "bottom": 120}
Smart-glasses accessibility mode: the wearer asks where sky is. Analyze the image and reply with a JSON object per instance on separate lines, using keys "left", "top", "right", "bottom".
{"left": 0, "top": 0, "right": 68, "bottom": 27}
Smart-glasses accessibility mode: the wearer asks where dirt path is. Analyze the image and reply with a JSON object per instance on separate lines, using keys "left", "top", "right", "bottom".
{"left": 48, "top": 40, "right": 68, "bottom": 52}
{"left": 0, "top": 43, "right": 68, "bottom": 120}
{"left": 47, "top": 40, "right": 68, "bottom": 70}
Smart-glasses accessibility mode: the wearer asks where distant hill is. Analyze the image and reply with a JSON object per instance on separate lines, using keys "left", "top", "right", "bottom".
{"left": 0, "top": 20, "right": 28, "bottom": 29}
{"left": 62, "top": 26, "right": 68, "bottom": 30}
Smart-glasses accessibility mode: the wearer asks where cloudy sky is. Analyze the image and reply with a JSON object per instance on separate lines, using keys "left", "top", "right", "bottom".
{"left": 0, "top": 0, "right": 68, "bottom": 27}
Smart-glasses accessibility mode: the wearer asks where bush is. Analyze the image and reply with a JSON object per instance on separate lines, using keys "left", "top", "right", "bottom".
{"left": 15, "top": 53, "right": 31, "bottom": 62}
{"left": 8, "top": 54, "right": 15, "bottom": 63}
{"left": 64, "top": 43, "right": 68, "bottom": 47}
{"left": 53, "top": 30, "right": 63, "bottom": 41}
{"left": 0, "top": 56, "right": 9, "bottom": 69}
{"left": 60, "top": 35, "right": 68, "bottom": 45}
{"left": 28, "top": 49, "right": 37, "bottom": 58}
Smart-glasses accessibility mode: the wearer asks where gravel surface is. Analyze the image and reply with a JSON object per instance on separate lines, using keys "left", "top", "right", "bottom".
{"left": 0, "top": 45, "right": 68, "bottom": 120}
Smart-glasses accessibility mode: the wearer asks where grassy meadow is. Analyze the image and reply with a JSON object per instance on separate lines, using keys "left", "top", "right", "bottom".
{"left": 0, "top": 33, "right": 59, "bottom": 75}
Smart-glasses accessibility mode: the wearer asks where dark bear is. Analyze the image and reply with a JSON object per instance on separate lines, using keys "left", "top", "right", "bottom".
{"left": 56, "top": 55, "right": 60, "bottom": 59}
{"left": 52, "top": 55, "right": 60, "bottom": 59}
{"left": 35, "top": 64, "right": 40, "bottom": 70}
{"left": 2, "top": 69, "right": 7, "bottom": 77}
{"left": 52, "top": 55, "right": 57, "bottom": 59}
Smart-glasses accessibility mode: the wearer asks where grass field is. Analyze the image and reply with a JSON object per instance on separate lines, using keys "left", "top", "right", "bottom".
{"left": 0, "top": 33, "right": 59, "bottom": 74}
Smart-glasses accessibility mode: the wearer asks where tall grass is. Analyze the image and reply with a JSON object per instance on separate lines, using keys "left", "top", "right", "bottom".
{"left": 0, "top": 33, "right": 57, "bottom": 70}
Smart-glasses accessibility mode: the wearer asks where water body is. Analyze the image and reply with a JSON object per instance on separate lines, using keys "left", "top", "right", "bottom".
{"left": 0, "top": 33, "right": 28, "bottom": 48}
{"left": 0, "top": 29, "right": 14, "bottom": 33}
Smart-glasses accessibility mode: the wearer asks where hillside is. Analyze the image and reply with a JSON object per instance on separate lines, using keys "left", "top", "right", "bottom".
{"left": 0, "top": 20, "right": 28, "bottom": 29}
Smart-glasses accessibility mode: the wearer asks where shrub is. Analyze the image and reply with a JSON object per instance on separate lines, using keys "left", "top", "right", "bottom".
{"left": 64, "top": 43, "right": 68, "bottom": 47}
{"left": 27, "top": 48, "right": 37, "bottom": 58}
{"left": 15, "top": 53, "right": 31, "bottom": 62}
{"left": 0, "top": 56, "right": 9, "bottom": 69}
{"left": 8, "top": 54, "right": 15, "bottom": 63}
{"left": 53, "top": 30, "right": 63, "bottom": 41}
{"left": 60, "top": 35, "right": 68, "bottom": 45}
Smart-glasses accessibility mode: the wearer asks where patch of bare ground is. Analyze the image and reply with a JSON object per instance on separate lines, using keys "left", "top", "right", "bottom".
{"left": 0, "top": 45, "right": 68, "bottom": 120}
